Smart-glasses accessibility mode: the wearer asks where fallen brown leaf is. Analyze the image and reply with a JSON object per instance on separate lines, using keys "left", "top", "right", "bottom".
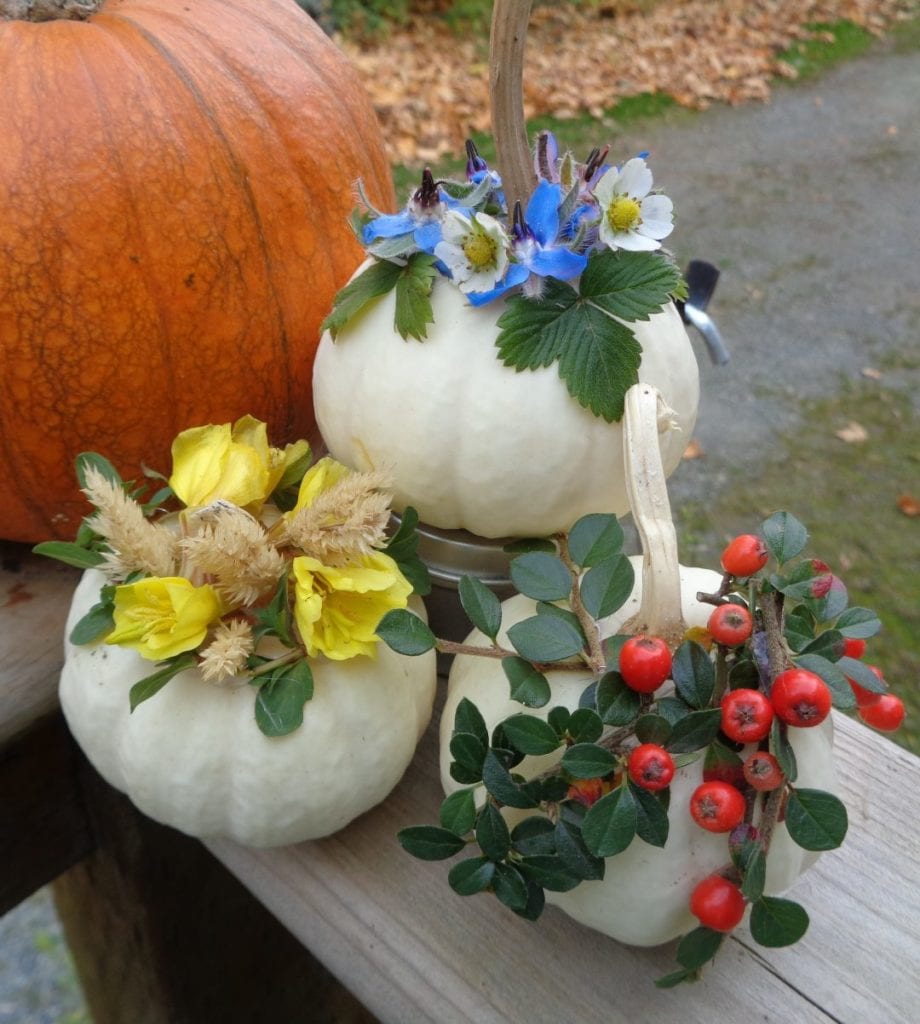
{"left": 835, "top": 421, "right": 869, "bottom": 443}
{"left": 896, "top": 494, "right": 920, "bottom": 517}
{"left": 340, "top": 1, "right": 914, "bottom": 166}
{"left": 682, "top": 438, "right": 705, "bottom": 459}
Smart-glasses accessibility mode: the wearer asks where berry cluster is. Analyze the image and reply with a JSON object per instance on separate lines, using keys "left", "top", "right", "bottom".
{"left": 394, "top": 511, "right": 903, "bottom": 988}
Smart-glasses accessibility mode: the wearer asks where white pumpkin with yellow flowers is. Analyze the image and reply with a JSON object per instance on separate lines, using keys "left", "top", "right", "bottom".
{"left": 54, "top": 417, "right": 436, "bottom": 847}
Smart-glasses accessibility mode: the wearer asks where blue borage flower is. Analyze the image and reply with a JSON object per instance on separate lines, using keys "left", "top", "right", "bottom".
{"left": 465, "top": 180, "right": 587, "bottom": 305}
{"left": 362, "top": 168, "right": 447, "bottom": 255}
{"left": 355, "top": 131, "right": 674, "bottom": 306}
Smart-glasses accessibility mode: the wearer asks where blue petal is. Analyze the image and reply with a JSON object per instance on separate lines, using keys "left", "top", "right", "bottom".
{"left": 414, "top": 221, "right": 443, "bottom": 253}
{"left": 466, "top": 263, "right": 530, "bottom": 306}
{"left": 530, "top": 246, "right": 587, "bottom": 281}
{"left": 363, "top": 211, "right": 416, "bottom": 242}
{"left": 562, "top": 203, "right": 598, "bottom": 239}
{"left": 525, "top": 180, "right": 562, "bottom": 246}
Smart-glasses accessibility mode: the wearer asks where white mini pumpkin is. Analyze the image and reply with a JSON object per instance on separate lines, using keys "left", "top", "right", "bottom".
{"left": 313, "top": 271, "right": 698, "bottom": 539}
{"left": 439, "top": 559, "right": 837, "bottom": 946}
{"left": 60, "top": 570, "right": 437, "bottom": 848}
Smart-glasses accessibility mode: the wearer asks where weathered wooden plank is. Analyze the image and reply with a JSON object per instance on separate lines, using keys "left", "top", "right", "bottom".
{"left": 0, "top": 543, "right": 79, "bottom": 749}
{"left": 209, "top": 708, "right": 919, "bottom": 1024}
{"left": 0, "top": 713, "right": 95, "bottom": 915}
{"left": 731, "top": 713, "right": 920, "bottom": 1024}
{"left": 54, "top": 760, "right": 380, "bottom": 1024}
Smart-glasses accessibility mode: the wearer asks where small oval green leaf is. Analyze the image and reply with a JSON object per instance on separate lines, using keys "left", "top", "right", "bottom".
{"left": 507, "top": 615, "right": 585, "bottom": 663}
{"left": 785, "top": 788, "right": 848, "bottom": 851}
{"left": 561, "top": 742, "right": 617, "bottom": 780}
{"left": 458, "top": 575, "right": 502, "bottom": 640}
{"left": 500, "top": 714, "right": 561, "bottom": 756}
{"left": 582, "top": 786, "right": 638, "bottom": 858}
{"left": 439, "top": 788, "right": 478, "bottom": 836}
{"left": 375, "top": 609, "right": 435, "bottom": 655}
{"left": 580, "top": 555, "right": 635, "bottom": 620}
{"left": 762, "top": 511, "right": 808, "bottom": 564}
{"left": 398, "top": 825, "right": 466, "bottom": 861}
{"left": 448, "top": 856, "right": 495, "bottom": 895}
{"left": 750, "top": 896, "right": 810, "bottom": 947}
{"left": 510, "top": 552, "right": 573, "bottom": 602}
{"left": 567, "top": 514, "right": 625, "bottom": 568}
{"left": 501, "top": 656, "right": 551, "bottom": 708}
{"left": 476, "top": 803, "right": 511, "bottom": 861}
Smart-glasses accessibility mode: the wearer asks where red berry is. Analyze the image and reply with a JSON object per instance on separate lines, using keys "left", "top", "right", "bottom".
{"left": 708, "top": 604, "right": 753, "bottom": 646}
{"left": 771, "top": 668, "right": 832, "bottom": 728}
{"left": 566, "top": 777, "right": 613, "bottom": 807}
{"left": 627, "top": 744, "right": 675, "bottom": 792}
{"left": 619, "top": 635, "right": 672, "bottom": 694}
{"left": 847, "top": 664, "right": 884, "bottom": 708}
{"left": 843, "top": 637, "right": 866, "bottom": 659}
{"left": 859, "top": 693, "right": 905, "bottom": 732}
{"left": 690, "top": 875, "right": 746, "bottom": 932}
{"left": 721, "top": 688, "right": 774, "bottom": 744}
{"left": 689, "top": 781, "right": 746, "bottom": 833}
{"left": 721, "top": 534, "right": 768, "bottom": 578}
{"left": 743, "top": 751, "right": 784, "bottom": 791}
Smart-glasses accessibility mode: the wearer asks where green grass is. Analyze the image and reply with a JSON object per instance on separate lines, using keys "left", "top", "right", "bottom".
{"left": 390, "top": 13, "right": 901, "bottom": 196}
{"left": 676, "top": 372, "right": 920, "bottom": 755}
{"left": 776, "top": 20, "right": 875, "bottom": 79}
{"left": 391, "top": 91, "right": 685, "bottom": 197}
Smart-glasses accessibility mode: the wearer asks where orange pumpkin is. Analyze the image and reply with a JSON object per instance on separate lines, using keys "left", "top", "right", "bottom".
{"left": 0, "top": 0, "right": 394, "bottom": 542}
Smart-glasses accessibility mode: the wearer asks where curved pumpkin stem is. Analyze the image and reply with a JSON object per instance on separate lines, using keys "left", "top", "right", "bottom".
{"left": 621, "top": 383, "right": 686, "bottom": 646}
{"left": 489, "top": 0, "right": 534, "bottom": 213}
{"left": 0, "top": 0, "right": 101, "bottom": 20}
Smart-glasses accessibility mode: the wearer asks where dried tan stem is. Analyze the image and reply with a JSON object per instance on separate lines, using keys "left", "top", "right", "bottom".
{"left": 621, "top": 383, "right": 685, "bottom": 645}
{"left": 435, "top": 638, "right": 585, "bottom": 674}
{"left": 0, "top": 0, "right": 101, "bottom": 20}
{"left": 489, "top": 0, "right": 534, "bottom": 213}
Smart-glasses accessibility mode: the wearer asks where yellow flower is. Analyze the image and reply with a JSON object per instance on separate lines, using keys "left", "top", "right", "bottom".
{"left": 287, "top": 456, "right": 351, "bottom": 516}
{"left": 169, "top": 415, "right": 310, "bottom": 509}
{"left": 105, "top": 577, "right": 225, "bottom": 661}
{"left": 291, "top": 552, "right": 412, "bottom": 660}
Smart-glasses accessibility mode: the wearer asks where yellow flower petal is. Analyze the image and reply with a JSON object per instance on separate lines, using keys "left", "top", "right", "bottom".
{"left": 266, "top": 438, "right": 311, "bottom": 496}
{"left": 168, "top": 416, "right": 303, "bottom": 509}
{"left": 106, "top": 577, "right": 224, "bottom": 661}
{"left": 291, "top": 551, "right": 411, "bottom": 661}
{"left": 169, "top": 423, "right": 233, "bottom": 507}
{"left": 290, "top": 456, "right": 351, "bottom": 515}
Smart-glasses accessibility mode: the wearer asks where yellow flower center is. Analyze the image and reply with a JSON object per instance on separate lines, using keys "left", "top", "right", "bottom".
{"left": 608, "top": 196, "right": 642, "bottom": 233}
{"left": 463, "top": 231, "right": 498, "bottom": 268}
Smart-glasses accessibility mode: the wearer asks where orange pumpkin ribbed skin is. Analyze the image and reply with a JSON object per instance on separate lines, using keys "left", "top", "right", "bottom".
{"left": 0, "top": 0, "right": 394, "bottom": 542}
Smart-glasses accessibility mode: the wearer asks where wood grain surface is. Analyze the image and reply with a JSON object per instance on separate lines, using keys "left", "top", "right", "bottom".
{"left": 208, "top": 711, "right": 920, "bottom": 1024}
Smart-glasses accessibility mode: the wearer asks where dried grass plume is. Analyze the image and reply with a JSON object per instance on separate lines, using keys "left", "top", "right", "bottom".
{"left": 82, "top": 465, "right": 178, "bottom": 580}
{"left": 283, "top": 469, "right": 393, "bottom": 565}
{"left": 199, "top": 618, "right": 255, "bottom": 683}
{"left": 181, "top": 506, "right": 286, "bottom": 607}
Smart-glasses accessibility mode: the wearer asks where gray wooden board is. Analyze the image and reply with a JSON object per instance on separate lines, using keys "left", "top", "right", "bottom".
{"left": 208, "top": 710, "right": 920, "bottom": 1024}
{"left": 0, "top": 551, "right": 79, "bottom": 748}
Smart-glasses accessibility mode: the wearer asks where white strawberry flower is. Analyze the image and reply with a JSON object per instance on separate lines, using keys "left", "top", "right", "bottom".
{"left": 434, "top": 210, "right": 510, "bottom": 293}
{"left": 593, "top": 157, "right": 674, "bottom": 252}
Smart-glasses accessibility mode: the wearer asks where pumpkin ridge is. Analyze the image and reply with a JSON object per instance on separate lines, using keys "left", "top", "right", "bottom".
{"left": 102, "top": 6, "right": 293, "bottom": 423}
{"left": 215, "top": 0, "right": 395, "bottom": 213}
{"left": 70, "top": 25, "right": 181, "bottom": 436}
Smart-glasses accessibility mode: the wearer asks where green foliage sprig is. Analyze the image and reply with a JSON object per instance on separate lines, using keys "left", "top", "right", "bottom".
{"left": 382, "top": 510, "right": 885, "bottom": 985}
